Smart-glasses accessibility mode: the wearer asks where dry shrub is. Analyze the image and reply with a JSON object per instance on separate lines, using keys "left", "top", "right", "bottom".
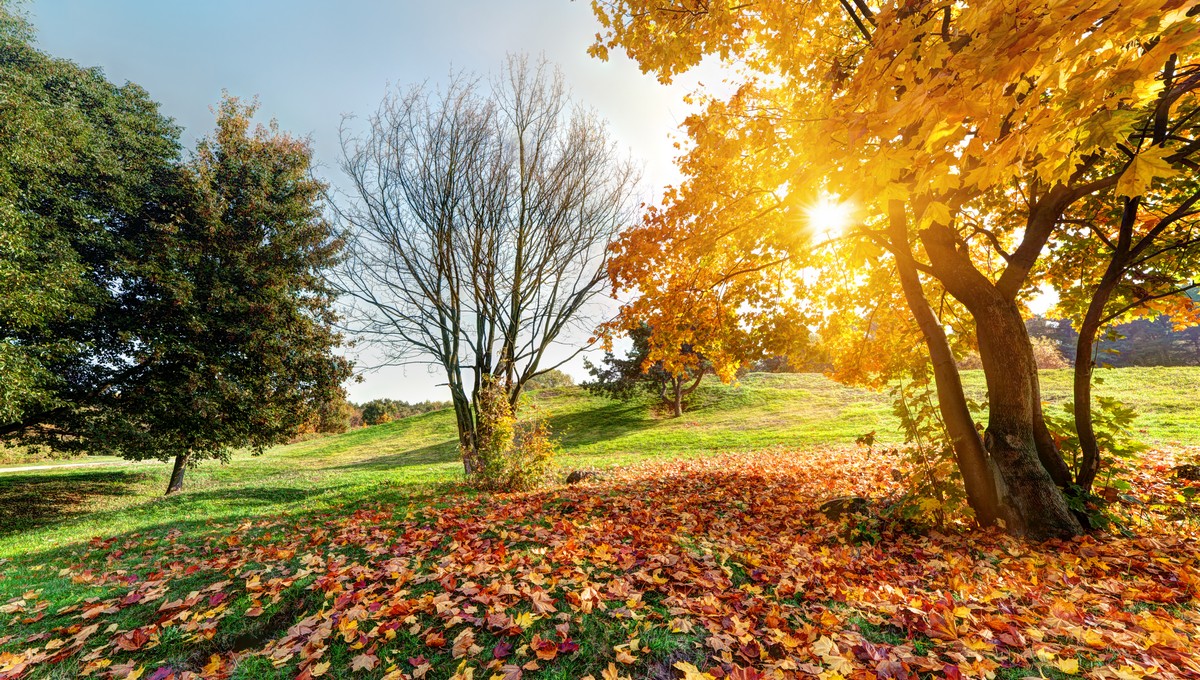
{"left": 957, "top": 335, "right": 1070, "bottom": 371}
{"left": 1031, "top": 335, "right": 1070, "bottom": 369}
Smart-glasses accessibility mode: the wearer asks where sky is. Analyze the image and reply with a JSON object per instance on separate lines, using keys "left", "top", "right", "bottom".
{"left": 25, "top": 0, "right": 720, "bottom": 403}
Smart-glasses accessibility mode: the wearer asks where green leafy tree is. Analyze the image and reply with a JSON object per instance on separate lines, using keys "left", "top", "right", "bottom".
{"left": 583, "top": 323, "right": 710, "bottom": 417}
{"left": 525, "top": 369, "right": 575, "bottom": 390}
{"left": 0, "top": 3, "right": 182, "bottom": 434}
{"left": 87, "top": 98, "right": 353, "bottom": 493}
{"left": 0, "top": 36, "right": 352, "bottom": 493}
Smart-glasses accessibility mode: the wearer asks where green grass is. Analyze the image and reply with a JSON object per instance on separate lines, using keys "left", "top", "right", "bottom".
{"left": 0, "top": 368, "right": 1198, "bottom": 678}
{"left": 3, "top": 368, "right": 1199, "bottom": 559}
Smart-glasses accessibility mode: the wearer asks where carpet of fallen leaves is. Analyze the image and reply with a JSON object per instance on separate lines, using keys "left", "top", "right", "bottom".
{"left": 1, "top": 446, "right": 1199, "bottom": 680}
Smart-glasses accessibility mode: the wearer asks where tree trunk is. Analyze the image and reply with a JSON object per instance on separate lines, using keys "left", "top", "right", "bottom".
{"left": 450, "top": 391, "right": 477, "bottom": 476}
{"left": 974, "top": 300, "right": 1083, "bottom": 540}
{"left": 915, "top": 217, "right": 1081, "bottom": 540}
{"left": 888, "top": 202, "right": 1002, "bottom": 526}
{"left": 1030, "top": 371, "right": 1074, "bottom": 488}
{"left": 166, "top": 453, "right": 188, "bottom": 495}
{"left": 1074, "top": 196, "right": 1139, "bottom": 493}
{"left": 1074, "top": 273, "right": 1122, "bottom": 493}
{"left": 672, "top": 378, "right": 684, "bottom": 417}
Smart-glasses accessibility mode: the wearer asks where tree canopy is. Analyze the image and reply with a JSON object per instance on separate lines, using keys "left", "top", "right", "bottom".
{"left": 590, "top": 0, "right": 1200, "bottom": 538}
{"left": 0, "top": 7, "right": 351, "bottom": 492}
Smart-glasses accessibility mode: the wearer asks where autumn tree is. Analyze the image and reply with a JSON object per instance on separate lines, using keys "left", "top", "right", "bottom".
{"left": 1045, "top": 100, "right": 1200, "bottom": 492}
{"left": 584, "top": 323, "right": 712, "bottom": 417}
{"left": 336, "top": 56, "right": 637, "bottom": 475}
{"left": 590, "top": 0, "right": 1200, "bottom": 538}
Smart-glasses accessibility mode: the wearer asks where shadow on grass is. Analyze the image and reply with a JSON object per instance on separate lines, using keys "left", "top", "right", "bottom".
{"left": 330, "top": 440, "right": 460, "bottom": 471}
{"left": 170, "top": 485, "right": 332, "bottom": 507}
{"left": 547, "top": 399, "right": 658, "bottom": 449}
{"left": 0, "top": 470, "right": 150, "bottom": 536}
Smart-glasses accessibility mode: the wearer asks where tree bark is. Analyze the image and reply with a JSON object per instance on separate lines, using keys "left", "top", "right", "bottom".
{"left": 1074, "top": 269, "right": 1123, "bottom": 492}
{"left": 1031, "top": 372, "right": 1074, "bottom": 489}
{"left": 450, "top": 390, "right": 477, "bottom": 476}
{"left": 887, "top": 202, "right": 1002, "bottom": 526}
{"left": 917, "top": 219, "right": 1081, "bottom": 540}
{"left": 166, "top": 453, "right": 188, "bottom": 495}
{"left": 973, "top": 299, "right": 1083, "bottom": 539}
{"left": 672, "top": 378, "right": 684, "bottom": 417}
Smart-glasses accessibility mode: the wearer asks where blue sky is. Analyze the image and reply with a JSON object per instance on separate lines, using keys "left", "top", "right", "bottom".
{"left": 26, "top": 0, "right": 715, "bottom": 402}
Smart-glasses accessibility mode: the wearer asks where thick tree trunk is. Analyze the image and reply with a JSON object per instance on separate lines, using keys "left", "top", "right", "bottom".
{"left": 450, "top": 391, "right": 477, "bottom": 476}
{"left": 888, "top": 202, "right": 1002, "bottom": 525}
{"left": 974, "top": 300, "right": 1083, "bottom": 540}
{"left": 166, "top": 453, "right": 188, "bottom": 495}
{"left": 1030, "top": 372, "right": 1074, "bottom": 488}
{"left": 672, "top": 378, "right": 684, "bottom": 417}
{"left": 914, "top": 218, "right": 1080, "bottom": 539}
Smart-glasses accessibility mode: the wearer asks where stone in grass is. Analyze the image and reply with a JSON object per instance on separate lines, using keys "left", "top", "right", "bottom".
{"left": 1173, "top": 464, "right": 1200, "bottom": 481}
{"left": 565, "top": 469, "right": 598, "bottom": 485}
{"left": 819, "top": 496, "right": 870, "bottom": 520}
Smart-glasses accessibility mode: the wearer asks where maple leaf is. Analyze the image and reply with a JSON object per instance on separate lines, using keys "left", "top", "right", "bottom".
{"left": 351, "top": 652, "right": 379, "bottom": 672}
{"left": 1056, "top": 658, "right": 1080, "bottom": 675}
{"left": 493, "top": 641, "right": 514, "bottom": 659}
{"left": 201, "top": 654, "right": 223, "bottom": 675}
{"left": 452, "top": 628, "right": 477, "bottom": 659}
{"left": 528, "top": 589, "right": 556, "bottom": 614}
{"left": 1117, "top": 146, "right": 1179, "bottom": 197}
{"left": 115, "top": 628, "right": 150, "bottom": 652}
{"left": 449, "top": 660, "right": 475, "bottom": 680}
{"left": 674, "top": 661, "right": 716, "bottom": 680}
{"left": 309, "top": 660, "right": 331, "bottom": 677}
{"left": 530, "top": 633, "right": 558, "bottom": 661}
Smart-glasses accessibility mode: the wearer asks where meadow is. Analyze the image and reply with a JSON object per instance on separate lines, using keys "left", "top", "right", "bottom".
{"left": 0, "top": 368, "right": 1198, "bottom": 679}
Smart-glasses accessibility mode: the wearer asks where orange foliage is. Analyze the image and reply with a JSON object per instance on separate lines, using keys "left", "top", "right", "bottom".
{"left": 2, "top": 449, "right": 1199, "bottom": 677}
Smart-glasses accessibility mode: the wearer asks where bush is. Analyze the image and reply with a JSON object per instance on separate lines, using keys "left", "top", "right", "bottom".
{"left": 1030, "top": 335, "right": 1069, "bottom": 369}
{"left": 358, "top": 398, "right": 451, "bottom": 426}
{"left": 468, "top": 378, "right": 556, "bottom": 491}
{"left": 526, "top": 369, "right": 575, "bottom": 390}
{"left": 957, "top": 335, "right": 1069, "bottom": 371}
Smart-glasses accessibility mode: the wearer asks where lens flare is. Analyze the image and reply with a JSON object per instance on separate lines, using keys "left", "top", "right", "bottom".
{"left": 805, "top": 196, "right": 853, "bottom": 239}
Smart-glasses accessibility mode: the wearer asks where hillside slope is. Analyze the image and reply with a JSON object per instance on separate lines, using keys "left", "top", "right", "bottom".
{"left": 2, "top": 368, "right": 1198, "bottom": 556}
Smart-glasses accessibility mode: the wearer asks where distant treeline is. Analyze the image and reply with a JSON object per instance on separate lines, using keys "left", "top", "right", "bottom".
{"left": 354, "top": 399, "right": 453, "bottom": 426}
{"left": 1028, "top": 315, "right": 1200, "bottom": 367}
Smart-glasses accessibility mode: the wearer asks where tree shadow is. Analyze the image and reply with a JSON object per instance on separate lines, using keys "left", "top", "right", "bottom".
{"left": 0, "top": 470, "right": 150, "bottom": 537}
{"left": 166, "top": 486, "right": 334, "bottom": 507}
{"left": 546, "top": 399, "right": 659, "bottom": 449}
{"left": 330, "top": 440, "right": 460, "bottom": 471}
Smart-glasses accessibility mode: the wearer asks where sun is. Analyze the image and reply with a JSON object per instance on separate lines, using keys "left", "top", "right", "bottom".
{"left": 805, "top": 195, "right": 854, "bottom": 240}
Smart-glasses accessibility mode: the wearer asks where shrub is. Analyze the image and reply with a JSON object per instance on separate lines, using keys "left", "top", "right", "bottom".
{"left": 1030, "top": 335, "right": 1070, "bottom": 369}
{"left": 526, "top": 369, "right": 575, "bottom": 390}
{"left": 468, "top": 378, "right": 556, "bottom": 491}
{"left": 957, "top": 335, "right": 1069, "bottom": 371}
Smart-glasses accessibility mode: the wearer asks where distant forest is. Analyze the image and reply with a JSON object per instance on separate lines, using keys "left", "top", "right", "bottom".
{"left": 1028, "top": 315, "right": 1200, "bottom": 367}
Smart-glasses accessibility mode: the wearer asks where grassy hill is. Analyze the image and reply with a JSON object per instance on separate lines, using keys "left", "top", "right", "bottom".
{"left": 3, "top": 368, "right": 1199, "bottom": 558}
{"left": 0, "top": 368, "right": 1198, "bottom": 678}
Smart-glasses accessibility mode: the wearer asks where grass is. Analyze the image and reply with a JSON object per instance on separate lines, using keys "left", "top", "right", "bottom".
{"left": 0, "top": 368, "right": 1197, "bottom": 678}
{"left": 3, "top": 368, "right": 1199, "bottom": 559}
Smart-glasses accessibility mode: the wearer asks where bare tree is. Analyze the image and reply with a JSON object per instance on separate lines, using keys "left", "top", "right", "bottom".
{"left": 335, "top": 56, "right": 637, "bottom": 473}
